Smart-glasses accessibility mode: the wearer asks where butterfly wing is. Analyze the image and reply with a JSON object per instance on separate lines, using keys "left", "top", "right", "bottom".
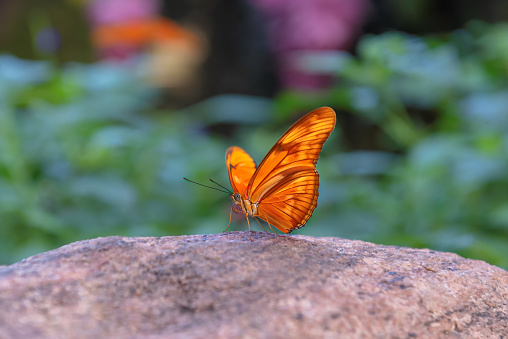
{"left": 246, "top": 107, "right": 336, "bottom": 233}
{"left": 226, "top": 146, "right": 256, "bottom": 195}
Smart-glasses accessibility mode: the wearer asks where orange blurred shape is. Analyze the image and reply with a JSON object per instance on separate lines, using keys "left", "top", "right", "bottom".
{"left": 92, "top": 17, "right": 200, "bottom": 50}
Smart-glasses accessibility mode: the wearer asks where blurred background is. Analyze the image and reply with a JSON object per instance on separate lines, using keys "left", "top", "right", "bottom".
{"left": 1, "top": 0, "right": 508, "bottom": 269}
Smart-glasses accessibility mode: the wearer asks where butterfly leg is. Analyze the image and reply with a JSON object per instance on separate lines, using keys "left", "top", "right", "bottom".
{"left": 254, "top": 217, "right": 269, "bottom": 234}
{"left": 222, "top": 207, "right": 235, "bottom": 233}
{"left": 262, "top": 214, "right": 284, "bottom": 237}
{"left": 267, "top": 222, "right": 284, "bottom": 237}
{"left": 245, "top": 213, "right": 253, "bottom": 241}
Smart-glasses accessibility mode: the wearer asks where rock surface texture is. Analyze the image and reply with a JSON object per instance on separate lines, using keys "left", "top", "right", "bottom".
{"left": 0, "top": 232, "right": 507, "bottom": 338}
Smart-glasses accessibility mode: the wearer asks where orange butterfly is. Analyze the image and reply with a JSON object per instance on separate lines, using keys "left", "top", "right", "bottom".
{"left": 225, "top": 107, "right": 336, "bottom": 235}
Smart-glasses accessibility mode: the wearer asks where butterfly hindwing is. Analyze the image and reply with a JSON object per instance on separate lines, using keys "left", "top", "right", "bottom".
{"left": 257, "top": 169, "right": 319, "bottom": 232}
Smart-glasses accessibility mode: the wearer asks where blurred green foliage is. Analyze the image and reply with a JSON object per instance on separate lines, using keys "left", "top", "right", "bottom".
{"left": 1, "top": 22, "right": 508, "bottom": 270}
{"left": 0, "top": 56, "right": 230, "bottom": 262}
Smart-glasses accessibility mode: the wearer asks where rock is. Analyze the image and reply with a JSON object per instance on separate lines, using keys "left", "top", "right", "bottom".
{"left": 0, "top": 232, "right": 506, "bottom": 338}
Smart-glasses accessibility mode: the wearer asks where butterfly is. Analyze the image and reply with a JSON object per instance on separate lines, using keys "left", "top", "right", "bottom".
{"left": 224, "top": 107, "right": 336, "bottom": 236}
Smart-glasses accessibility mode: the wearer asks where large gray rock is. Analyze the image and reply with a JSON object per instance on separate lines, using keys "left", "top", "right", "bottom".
{"left": 0, "top": 232, "right": 506, "bottom": 338}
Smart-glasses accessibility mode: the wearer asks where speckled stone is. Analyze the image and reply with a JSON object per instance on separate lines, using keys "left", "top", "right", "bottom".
{"left": 0, "top": 232, "right": 506, "bottom": 338}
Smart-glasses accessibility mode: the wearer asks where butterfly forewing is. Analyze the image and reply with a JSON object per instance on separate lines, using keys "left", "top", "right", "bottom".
{"left": 226, "top": 146, "right": 256, "bottom": 196}
{"left": 247, "top": 107, "right": 336, "bottom": 203}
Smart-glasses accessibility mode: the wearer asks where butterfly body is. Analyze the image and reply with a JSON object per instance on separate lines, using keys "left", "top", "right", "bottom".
{"left": 226, "top": 107, "right": 336, "bottom": 234}
{"left": 230, "top": 193, "right": 258, "bottom": 217}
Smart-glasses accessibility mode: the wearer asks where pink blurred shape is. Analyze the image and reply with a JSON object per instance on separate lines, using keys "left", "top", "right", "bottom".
{"left": 251, "top": 0, "right": 369, "bottom": 90}
{"left": 87, "top": 0, "right": 161, "bottom": 26}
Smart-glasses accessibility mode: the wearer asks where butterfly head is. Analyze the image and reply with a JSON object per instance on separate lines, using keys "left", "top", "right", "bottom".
{"left": 230, "top": 192, "right": 244, "bottom": 213}
{"left": 230, "top": 192, "right": 242, "bottom": 204}
{"left": 230, "top": 192, "right": 259, "bottom": 217}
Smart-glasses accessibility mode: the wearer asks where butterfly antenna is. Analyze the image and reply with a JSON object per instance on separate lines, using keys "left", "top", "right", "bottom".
{"left": 209, "top": 178, "right": 232, "bottom": 193}
{"left": 183, "top": 177, "right": 230, "bottom": 194}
